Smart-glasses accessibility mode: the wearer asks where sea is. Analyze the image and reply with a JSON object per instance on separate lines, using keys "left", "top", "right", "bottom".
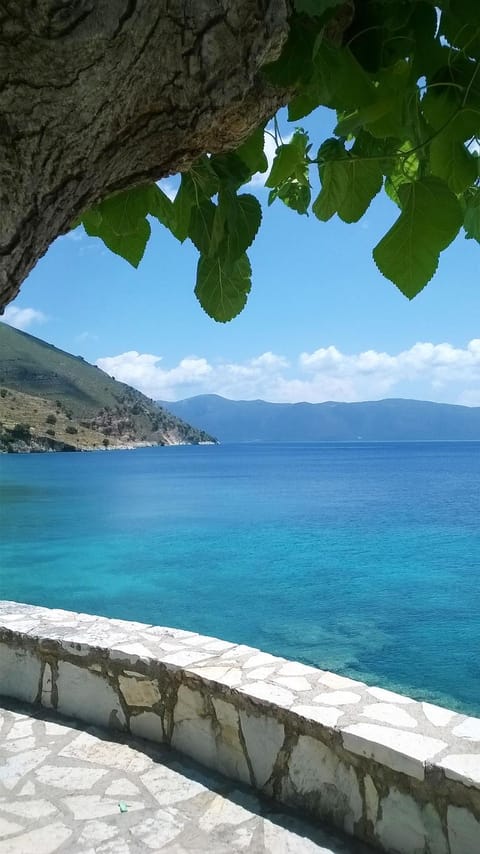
{"left": 1, "top": 441, "right": 479, "bottom": 715}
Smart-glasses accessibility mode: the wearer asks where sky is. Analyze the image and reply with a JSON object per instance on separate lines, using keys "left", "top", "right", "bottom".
{"left": 3, "top": 108, "right": 480, "bottom": 406}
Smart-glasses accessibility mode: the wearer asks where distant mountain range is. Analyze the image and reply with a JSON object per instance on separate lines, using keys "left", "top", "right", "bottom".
{"left": 0, "top": 324, "right": 214, "bottom": 452}
{"left": 158, "top": 394, "right": 480, "bottom": 443}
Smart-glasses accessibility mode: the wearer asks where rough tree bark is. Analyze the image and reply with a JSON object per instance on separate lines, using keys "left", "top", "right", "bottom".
{"left": 0, "top": 1, "right": 290, "bottom": 311}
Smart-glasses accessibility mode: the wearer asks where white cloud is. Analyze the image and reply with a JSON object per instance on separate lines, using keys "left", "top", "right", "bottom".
{"left": 96, "top": 340, "right": 480, "bottom": 405}
{"left": 2, "top": 306, "right": 48, "bottom": 331}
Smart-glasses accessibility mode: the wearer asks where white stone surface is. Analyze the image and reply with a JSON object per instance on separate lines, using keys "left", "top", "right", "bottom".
{"left": 0, "top": 821, "right": 73, "bottom": 853}
{"left": 422, "top": 702, "right": 457, "bottom": 727}
{"left": 3, "top": 736, "right": 36, "bottom": 754}
{"left": 0, "top": 798, "right": 57, "bottom": 819}
{"left": 221, "top": 668, "right": 244, "bottom": 687}
{"left": 0, "top": 645, "right": 41, "bottom": 703}
{"left": 263, "top": 818, "right": 335, "bottom": 853}
{"left": 366, "top": 687, "right": 414, "bottom": 704}
{"left": 278, "top": 661, "right": 320, "bottom": 678}
{"left": 286, "top": 735, "right": 363, "bottom": 835}
{"left": 239, "top": 711, "right": 284, "bottom": 787}
{"left": 292, "top": 705, "right": 344, "bottom": 728}
{"left": 273, "top": 676, "right": 312, "bottom": 692}
{"left": 448, "top": 806, "right": 480, "bottom": 854}
{"left": 342, "top": 724, "right": 446, "bottom": 780}
{"left": 377, "top": 790, "right": 447, "bottom": 854}
{"left": 0, "top": 748, "right": 50, "bottom": 790}
{"left": 172, "top": 684, "right": 217, "bottom": 768}
{"left": 35, "top": 764, "right": 108, "bottom": 790}
{"left": 248, "top": 666, "right": 277, "bottom": 681}
{"left": 314, "top": 691, "right": 360, "bottom": 706}
{"left": 188, "top": 664, "right": 230, "bottom": 682}
{"left": 118, "top": 674, "right": 160, "bottom": 706}
{"left": 104, "top": 777, "right": 140, "bottom": 797}
{"left": 362, "top": 703, "right": 418, "bottom": 729}
{"left": 438, "top": 753, "right": 480, "bottom": 788}
{"left": 6, "top": 718, "right": 34, "bottom": 739}
{"left": 0, "top": 816, "right": 24, "bottom": 837}
{"left": 240, "top": 681, "right": 294, "bottom": 707}
{"left": 56, "top": 661, "right": 126, "bottom": 729}
{"left": 130, "top": 710, "right": 164, "bottom": 743}
{"left": 41, "top": 663, "right": 53, "bottom": 708}
{"left": 140, "top": 764, "right": 206, "bottom": 806}
{"left": 453, "top": 717, "right": 480, "bottom": 741}
{"left": 161, "top": 649, "right": 215, "bottom": 667}
{"left": 60, "top": 731, "right": 151, "bottom": 773}
{"left": 63, "top": 794, "right": 144, "bottom": 819}
{"left": 2, "top": 600, "right": 480, "bottom": 854}
{"left": 244, "top": 652, "right": 278, "bottom": 669}
{"left": 363, "top": 775, "right": 378, "bottom": 825}
{"left": 198, "top": 793, "right": 253, "bottom": 831}
{"left": 319, "top": 673, "right": 362, "bottom": 690}
{"left": 211, "top": 697, "right": 251, "bottom": 784}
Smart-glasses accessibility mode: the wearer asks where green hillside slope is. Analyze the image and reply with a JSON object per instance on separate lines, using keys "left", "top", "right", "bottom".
{"left": 0, "top": 323, "right": 215, "bottom": 452}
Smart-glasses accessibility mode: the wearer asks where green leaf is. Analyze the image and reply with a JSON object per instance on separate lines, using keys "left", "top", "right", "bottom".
{"left": 210, "top": 153, "right": 251, "bottom": 190}
{"left": 189, "top": 156, "right": 219, "bottom": 199}
{"left": 189, "top": 193, "right": 262, "bottom": 262}
{"left": 266, "top": 131, "right": 309, "bottom": 189}
{"left": 100, "top": 220, "right": 151, "bottom": 268}
{"left": 171, "top": 174, "right": 196, "bottom": 242}
{"left": 266, "top": 144, "right": 302, "bottom": 189}
{"left": 95, "top": 185, "right": 151, "bottom": 235}
{"left": 81, "top": 186, "right": 152, "bottom": 267}
{"left": 464, "top": 189, "right": 480, "bottom": 242}
{"left": 264, "top": 16, "right": 319, "bottom": 88}
{"left": 189, "top": 199, "right": 217, "bottom": 255}
{"left": 384, "top": 141, "right": 420, "bottom": 207}
{"left": 373, "top": 177, "right": 463, "bottom": 298}
{"left": 81, "top": 208, "right": 103, "bottom": 235}
{"left": 195, "top": 254, "right": 252, "bottom": 322}
{"left": 276, "top": 180, "right": 311, "bottom": 214}
{"left": 148, "top": 185, "right": 176, "bottom": 231}
{"left": 440, "top": 0, "right": 480, "bottom": 60}
{"left": 236, "top": 127, "right": 268, "bottom": 174}
{"left": 313, "top": 138, "right": 383, "bottom": 223}
{"left": 219, "top": 192, "right": 262, "bottom": 262}
{"left": 294, "top": 0, "right": 343, "bottom": 16}
{"left": 430, "top": 134, "right": 478, "bottom": 194}
{"left": 288, "top": 42, "right": 376, "bottom": 121}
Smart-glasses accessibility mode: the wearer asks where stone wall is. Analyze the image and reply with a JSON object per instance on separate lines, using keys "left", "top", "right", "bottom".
{"left": 0, "top": 601, "right": 479, "bottom": 854}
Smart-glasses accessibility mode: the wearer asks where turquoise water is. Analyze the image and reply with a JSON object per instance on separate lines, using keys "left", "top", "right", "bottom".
{"left": 1, "top": 442, "right": 480, "bottom": 715}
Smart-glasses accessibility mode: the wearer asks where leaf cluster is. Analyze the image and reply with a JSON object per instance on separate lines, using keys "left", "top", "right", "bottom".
{"left": 77, "top": 0, "right": 480, "bottom": 319}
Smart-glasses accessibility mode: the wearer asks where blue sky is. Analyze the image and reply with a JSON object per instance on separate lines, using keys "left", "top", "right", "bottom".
{"left": 4, "top": 108, "right": 480, "bottom": 405}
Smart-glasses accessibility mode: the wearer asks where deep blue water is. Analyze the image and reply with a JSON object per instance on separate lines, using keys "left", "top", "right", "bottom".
{"left": 1, "top": 442, "right": 480, "bottom": 715}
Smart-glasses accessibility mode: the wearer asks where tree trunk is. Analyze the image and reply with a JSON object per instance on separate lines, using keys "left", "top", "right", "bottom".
{"left": 0, "top": 1, "right": 289, "bottom": 311}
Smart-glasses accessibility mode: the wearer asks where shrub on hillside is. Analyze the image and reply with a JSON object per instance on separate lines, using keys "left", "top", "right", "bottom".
{"left": 65, "top": 425, "right": 78, "bottom": 435}
{"left": 11, "top": 423, "right": 31, "bottom": 440}
{"left": 46, "top": 413, "right": 56, "bottom": 425}
{"left": 46, "top": 429, "right": 55, "bottom": 437}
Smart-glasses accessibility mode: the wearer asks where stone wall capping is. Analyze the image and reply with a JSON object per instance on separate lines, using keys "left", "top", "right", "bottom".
{"left": 0, "top": 600, "right": 479, "bottom": 854}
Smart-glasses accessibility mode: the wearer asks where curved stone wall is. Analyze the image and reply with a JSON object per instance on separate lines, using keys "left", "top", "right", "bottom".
{"left": 0, "top": 601, "right": 479, "bottom": 853}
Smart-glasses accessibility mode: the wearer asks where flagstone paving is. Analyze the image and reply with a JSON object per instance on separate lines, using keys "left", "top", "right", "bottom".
{"left": 0, "top": 699, "right": 373, "bottom": 854}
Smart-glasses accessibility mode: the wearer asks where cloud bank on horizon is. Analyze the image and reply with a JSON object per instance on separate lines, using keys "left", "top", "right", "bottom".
{"left": 97, "top": 341, "right": 480, "bottom": 407}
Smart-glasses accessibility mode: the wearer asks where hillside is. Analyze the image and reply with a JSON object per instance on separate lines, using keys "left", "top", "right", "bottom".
{"left": 157, "top": 394, "right": 480, "bottom": 443}
{"left": 0, "top": 324, "right": 215, "bottom": 452}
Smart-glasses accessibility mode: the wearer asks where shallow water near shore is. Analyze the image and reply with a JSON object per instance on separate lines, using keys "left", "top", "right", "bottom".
{"left": 1, "top": 441, "right": 480, "bottom": 715}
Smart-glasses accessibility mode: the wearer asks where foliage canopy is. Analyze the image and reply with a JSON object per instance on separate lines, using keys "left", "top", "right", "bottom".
{"left": 78, "top": 0, "right": 480, "bottom": 322}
